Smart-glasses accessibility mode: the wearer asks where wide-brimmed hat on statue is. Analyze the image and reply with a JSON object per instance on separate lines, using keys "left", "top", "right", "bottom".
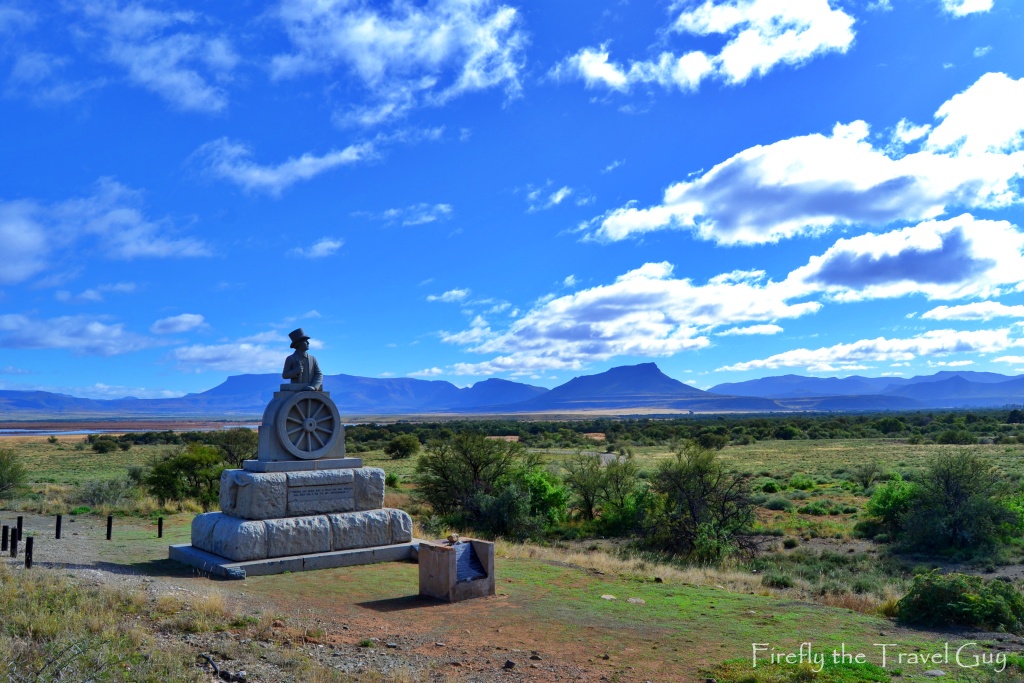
{"left": 288, "top": 328, "right": 311, "bottom": 348}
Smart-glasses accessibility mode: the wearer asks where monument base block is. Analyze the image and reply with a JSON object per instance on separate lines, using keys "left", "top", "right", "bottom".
{"left": 190, "top": 508, "right": 413, "bottom": 562}
{"left": 169, "top": 541, "right": 420, "bottom": 579}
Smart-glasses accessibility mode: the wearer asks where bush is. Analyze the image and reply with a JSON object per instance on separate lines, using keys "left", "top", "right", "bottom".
{"left": 761, "top": 481, "right": 780, "bottom": 493}
{"left": 896, "top": 571, "right": 1024, "bottom": 633}
{"left": 385, "top": 472, "right": 400, "bottom": 488}
{"left": 864, "top": 474, "right": 916, "bottom": 537}
{"left": 91, "top": 437, "right": 120, "bottom": 454}
{"left": 936, "top": 429, "right": 978, "bottom": 445}
{"left": 642, "top": 442, "right": 755, "bottom": 560}
{"left": 75, "top": 478, "right": 138, "bottom": 507}
{"left": 762, "top": 572, "right": 795, "bottom": 589}
{"left": 788, "top": 474, "right": 815, "bottom": 490}
{"left": 764, "top": 497, "right": 793, "bottom": 511}
{"left": 384, "top": 434, "right": 421, "bottom": 460}
{"left": 415, "top": 433, "right": 551, "bottom": 539}
{"left": 144, "top": 443, "right": 226, "bottom": 511}
{"left": 899, "top": 451, "right": 1016, "bottom": 553}
{"left": 0, "top": 449, "right": 27, "bottom": 499}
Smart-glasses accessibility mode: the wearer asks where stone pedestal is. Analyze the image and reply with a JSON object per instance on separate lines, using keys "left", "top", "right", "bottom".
{"left": 169, "top": 385, "right": 417, "bottom": 578}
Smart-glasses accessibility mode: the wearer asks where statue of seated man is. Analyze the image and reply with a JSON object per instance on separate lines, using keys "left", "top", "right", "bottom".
{"left": 282, "top": 328, "right": 323, "bottom": 391}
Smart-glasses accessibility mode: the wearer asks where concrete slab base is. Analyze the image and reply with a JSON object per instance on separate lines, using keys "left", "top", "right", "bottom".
{"left": 242, "top": 458, "right": 363, "bottom": 473}
{"left": 168, "top": 540, "right": 420, "bottom": 579}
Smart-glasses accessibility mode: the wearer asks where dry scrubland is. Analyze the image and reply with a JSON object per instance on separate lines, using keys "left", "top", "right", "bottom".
{"left": 3, "top": 431, "right": 1024, "bottom": 681}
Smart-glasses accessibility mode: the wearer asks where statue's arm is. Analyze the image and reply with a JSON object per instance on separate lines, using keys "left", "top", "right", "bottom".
{"left": 309, "top": 356, "right": 323, "bottom": 390}
{"left": 282, "top": 355, "right": 300, "bottom": 380}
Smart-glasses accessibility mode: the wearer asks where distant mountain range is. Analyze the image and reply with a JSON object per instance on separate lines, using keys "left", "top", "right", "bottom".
{"left": 3, "top": 364, "right": 1024, "bottom": 420}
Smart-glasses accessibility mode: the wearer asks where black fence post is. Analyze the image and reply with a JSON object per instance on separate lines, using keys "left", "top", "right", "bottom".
{"left": 10, "top": 532, "right": 17, "bottom": 558}
{"left": 106, "top": 515, "right": 113, "bottom": 541}
{"left": 1, "top": 525, "right": 7, "bottom": 552}
{"left": 24, "top": 537, "right": 33, "bottom": 569}
{"left": 16, "top": 515, "right": 23, "bottom": 541}
{"left": 55, "top": 514, "right": 62, "bottom": 540}
{"left": 158, "top": 517, "right": 163, "bottom": 538}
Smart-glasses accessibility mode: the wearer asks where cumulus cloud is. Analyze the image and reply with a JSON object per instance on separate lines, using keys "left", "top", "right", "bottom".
{"left": 271, "top": 0, "right": 526, "bottom": 126}
{"left": 439, "top": 261, "right": 820, "bottom": 376}
{"left": 718, "top": 329, "right": 1021, "bottom": 373}
{"left": 922, "top": 302, "right": 1024, "bottom": 321}
{"left": 584, "top": 73, "right": 1024, "bottom": 245}
{"left": 552, "top": 0, "right": 854, "bottom": 93}
{"left": 0, "top": 178, "right": 209, "bottom": 285}
{"left": 150, "top": 313, "right": 205, "bottom": 334}
{"left": 784, "top": 215, "right": 1024, "bottom": 301}
{"left": 77, "top": 0, "right": 238, "bottom": 113}
{"left": 427, "top": 288, "right": 470, "bottom": 303}
{"left": 289, "top": 237, "right": 344, "bottom": 259}
{"left": 171, "top": 342, "right": 281, "bottom": 373}
{"left": 409, "top": 367, "right": 444, "bottom": 377}
{"left": 194, "top": 138, "right": 375, "bottom": 196}
{"left": 941, "top": 0, "right": 993, "bottom": 16}
{"left": 0, "top": 314, "right": 155, "bottom": 356}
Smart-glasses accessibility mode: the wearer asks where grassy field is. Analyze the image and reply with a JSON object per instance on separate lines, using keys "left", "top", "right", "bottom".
{"left": 4, "top": 433, "right": 1024, "bottom": 680}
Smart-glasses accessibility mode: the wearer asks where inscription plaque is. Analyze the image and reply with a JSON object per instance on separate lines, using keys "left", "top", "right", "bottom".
{"left": 287, "top": 483, "right": 355, "bottom": 515}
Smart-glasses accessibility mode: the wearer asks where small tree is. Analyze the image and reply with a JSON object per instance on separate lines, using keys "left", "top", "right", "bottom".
{"left": 900, "top": 450, "right": 1016, "bottom": 552}
{"left": 384, "top": 433, "right": 421, "bottom": 460}
{"left": 644, "top": 442, "right": 754, "bottom": 560}
{"left": 0, "top": 449, "right": 27, "bottom": 499}
{"left": 144, "top": 443, "right": 225, "bottom": 511}
{"left": 213, "top": 428, "right": 258, "bottom": 468}
{"left": 562, "top": 450, "right": 604, "bottom": 521}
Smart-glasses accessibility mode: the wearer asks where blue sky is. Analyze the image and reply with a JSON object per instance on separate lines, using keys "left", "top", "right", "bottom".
{"left": 1, "top": 0, "right": 1023, "bottom": 399}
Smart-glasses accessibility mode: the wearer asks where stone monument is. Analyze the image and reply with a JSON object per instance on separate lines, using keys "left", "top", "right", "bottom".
{"left": 170, "top": 329, "right": 416, "bottom": 578}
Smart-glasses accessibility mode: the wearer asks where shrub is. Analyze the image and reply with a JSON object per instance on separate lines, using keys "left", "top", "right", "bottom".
{"left": 762, "top": 572, "right": 795, "bottom": 589}
{"left": 896, "top": 571, "right": 1024, "bottom": 633}
{"left": 782, "top": 537, "right": 799, "bottom": 549}
{"left": 642, "top": 442, "right": 755, "bottom": 559}
{"left": 899, "top": 451, "right": 1016, "bottom": 553}
{"left": 0, "top": 449, "right": 27, "bottom": 499}
{"left": 764, "top": 497, "right": 793, "bottom": 511}
{"left": 384, "top": 434, "right": 421, "bottom": 460}
{"left": 75, "top": 478, "right": 137, "bottom": 507}
{"left": 144, "top": 443, "right": 226, "bottom": 511}
{"left": 865, "top": 474, "right": 916, "bottom": 537}
{"left": 761, "top": 481, "right": 780, "bottom": 493}
{"left": 936, "top": 429, "right": 978, "bottom": 445}
{"left": 788, "top": 474, "right": 815, "bottom": 490}
{"left": 385, "top": 472, "right": 400, "bottom": 488}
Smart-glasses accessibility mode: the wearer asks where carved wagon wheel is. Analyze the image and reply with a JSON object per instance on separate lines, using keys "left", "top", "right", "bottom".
{"left": 275, "top": 391, "right": 341, "bottom": 460}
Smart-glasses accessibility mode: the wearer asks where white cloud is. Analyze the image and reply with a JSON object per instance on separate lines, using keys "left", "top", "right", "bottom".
{"left": 974, "top": 46, "right": 992, "bottom": 58}
{"left": 602, "top": 160, "right": 624, "bottom": 174}
{"left": 585, "top": 73, "right": 1024, "bottom": 244}
{"left": 785, "top": 214, "right": 1024, "bottom": 301}
{"left": 552, "top": 0, "right": 854, "bottom": 93}
{"left": 717, "top": 324, "right": 783, "bottom": 336}
{"left": 994, "top": 355, "right": 1024, "bottom": 365}
{"left": 0, "top": 179, "right": 209, "bottom": 285}
{"left": 718, "top": 328, "right": 1021, "bottom": 373}
{"left": 0, "top": 314, "right": 154, "bottom": 356}
{"left": 367, "top": 203, "right": 454, "bottom": 226}
{"left": 271, "top": 0, "right": 525, "bottom": 126}
{"left": 427, "top": 288, "right": 470, "bottom": 303}
{"left": 55, "top": 281, "right": 136, "bottom": 303}
{"left": 290, "top": 237, "right": 344, "bottom": 259}
{"left": 171, "top": 342, "right": 281, "bottom": 373}
{"left": 409, "top": 367, "right": 443, "bottom": 377}
{"left": 931, "top": 359, "right": 975, "bottom": 367}
{"left": 151, "top": 313, "right": 205, "bottom": 334}
{"left": 78, "top": 0, "right": 238, "bottom": 113}
{"left": 922, "top": 302, "right": 1024, "bottom": 321}
{"left": 441, "top": 261, "right": 820, "bottom": 376}
{"left": 6, "top": 52, "right": 102, "bottom": 105}
{"left": 195, "top": 138, "right": 375, "bottom": 196}
{"left": 925, "top": 73, "right": 1024, "bottom": 155}
{"left": 941, "top": 0, "right": 993, "bottom": 17}
{"left": 563, "top": 275, "right": 577, "bottom": 288}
